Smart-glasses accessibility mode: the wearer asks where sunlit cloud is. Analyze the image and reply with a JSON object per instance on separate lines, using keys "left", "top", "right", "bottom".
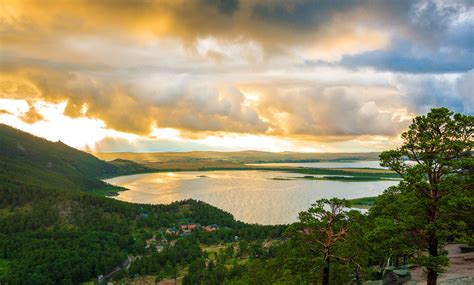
{"left": 0, "top": 0, "right": 472, "bottom": 152}
{"left": 0, "top": 99, "right": 135, "bottom": 150}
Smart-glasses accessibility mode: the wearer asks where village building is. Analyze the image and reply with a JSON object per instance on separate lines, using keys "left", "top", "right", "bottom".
{"left": 204, "top": 224, "right": 219, "bottom": 232}
{"left": 180, "top": 223, "right": 200, "bottom": 231}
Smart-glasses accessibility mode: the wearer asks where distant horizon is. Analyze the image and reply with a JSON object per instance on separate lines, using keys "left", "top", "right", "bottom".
{"left": 92, "top": 149, "right": 382, "bottom": 155}
{"left": 2, "top": 122, "right": 382, "bottom": 155}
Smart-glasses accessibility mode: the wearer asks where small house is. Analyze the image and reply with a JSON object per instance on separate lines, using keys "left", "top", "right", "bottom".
{"left": 204, "top": 224, "right": 219, "bottom": 232}
{"left": 180, "top": 223, "right": 200, "bottom": 231}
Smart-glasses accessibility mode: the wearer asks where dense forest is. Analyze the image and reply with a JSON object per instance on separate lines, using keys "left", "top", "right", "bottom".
{"left": 0, "top": 124, "right": 285, "bottom": 284}
{"left": 0, "top": 108, "right": 472, "bottom": 284}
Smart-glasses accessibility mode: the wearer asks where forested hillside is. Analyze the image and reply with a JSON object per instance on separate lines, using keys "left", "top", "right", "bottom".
{"left": 0, "top": 125, "right": 285, "bottom": 284}
{"left": 0, "top": 124, "right": 149, "bottom": 192}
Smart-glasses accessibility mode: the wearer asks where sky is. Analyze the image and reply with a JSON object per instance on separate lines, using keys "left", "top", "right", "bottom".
{"left": 0, "top": 0, "right": 473, "bottom": 153}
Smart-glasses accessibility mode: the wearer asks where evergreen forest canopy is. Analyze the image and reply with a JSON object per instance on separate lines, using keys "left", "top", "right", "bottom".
{"left": 0, "top": 107, "right": 472, "bottom": 285}
{"left": 0, "top": 124, "right": 285, "bottom": 284}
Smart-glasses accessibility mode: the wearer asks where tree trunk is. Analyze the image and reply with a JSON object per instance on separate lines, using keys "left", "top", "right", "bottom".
{"left": 427, "top": 233, "right": 438, "bottom": 285}
{"left": 427, "top": 270, "right": 437, "bottom": 285}
{"left": 427, "top": 184, "right": 439, "bottom": 285}
{"left": 354, "top": 267, "right": 362, "bottom": 285}
{"left": 322, "top": 257, "right": 330, "bottom": 285}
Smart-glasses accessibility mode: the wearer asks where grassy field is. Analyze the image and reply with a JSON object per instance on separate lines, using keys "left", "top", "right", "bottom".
{"left": 201, "top": 244, "right": 229, "bottom": 253}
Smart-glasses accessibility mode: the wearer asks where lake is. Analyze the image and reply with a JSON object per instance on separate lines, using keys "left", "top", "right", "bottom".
{"left": 247, "top": 160, "right": 385, "bottom": 169}
{"left": 105, "top": 169, "right": 397, "bottom": 225}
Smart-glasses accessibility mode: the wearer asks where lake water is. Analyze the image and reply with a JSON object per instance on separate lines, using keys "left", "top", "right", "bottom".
{"left": 105, "top": 169, "right": 397, "bottom": 225}
{"left": 247, "top": 160, "right": 385, "bottom": 169}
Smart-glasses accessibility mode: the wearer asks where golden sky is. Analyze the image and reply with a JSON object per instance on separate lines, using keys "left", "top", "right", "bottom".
{"left": 0, "top": 0, "right": 473, "bottom": 152}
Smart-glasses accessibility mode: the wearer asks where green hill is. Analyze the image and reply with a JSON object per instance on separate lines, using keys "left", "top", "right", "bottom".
{"left": 0, "top": 124, "right": 148, "bottom": 192}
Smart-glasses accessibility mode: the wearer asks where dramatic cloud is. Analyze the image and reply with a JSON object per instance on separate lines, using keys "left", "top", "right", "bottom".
{"left": 253, "top": 84, "right": 405, "bottom": 138}
{"left": 341, "top": 1, "right": 474, "bottom": 73}
{"left": 0, "top": 0, "right": 472, "bottom": 152}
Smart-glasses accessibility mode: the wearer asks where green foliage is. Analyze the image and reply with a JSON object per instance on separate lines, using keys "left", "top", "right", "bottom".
{"left": 0, "top": 124, "right": 285, "bottom": 284}
{"left": 349, "top": 196, "right": 377, "bottom": 207}
{"left": 378, "top": 108, "right": 473, "bottom": 284}
{"left": 0, "top": 124, "right": 117, "bottom": 178}
{"left": 287, "top": 198, "right": 360, "bottom": 285}
{"left": 0, "top": 259, "right": 10, "bottom": 279}
{"left": 183, "top": 208, "right": 376, "bottom": 284}
{"left": 128, "top": 238, "right": 203, "bottom": 277}
{"left": 0, "top": 124, "right": 149, "bottom": 194}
